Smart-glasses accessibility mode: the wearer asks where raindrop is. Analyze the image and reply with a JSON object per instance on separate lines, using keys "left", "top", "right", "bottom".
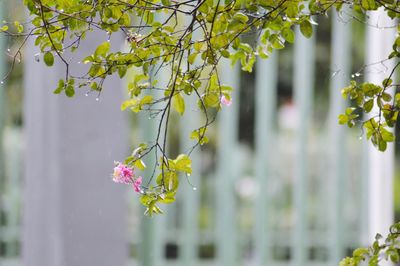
{"left": 351, "top": 74, "right": 355, "bottom": 78}
{"left": 355, "top": 72, "right": 361, "bottom": 77}
{"left": 34, "top": 53, "right": 40, "bottom": 62}
{"left": 85, "top": 92, "right": 89, "bottom": 97}
{"left": 77, "top": 61, "right": 81, "bottom": 64}
{"left": 0, "top": 81, "right": 4, "bottom": 84}
{"left": 331, "top": 69, "right": 340, "bottom": 78}
{"left": 7, "top": 48, "right": 10, "bottom": 52}
{"left": 192, "top": 187, "right": 197, "bottom": 191}
{"left": 95, "top": 97, "right": 100, "bottom": 102}
{"left": 359, "top": 136, "right": 363, "bottom": 140}
{"left": 187, "top": 174, "right": 191, "bottom": 177}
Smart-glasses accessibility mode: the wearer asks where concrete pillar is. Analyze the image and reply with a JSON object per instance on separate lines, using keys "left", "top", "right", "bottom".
{"left": 23, "top": 32, "right": 129, "bottom": 265}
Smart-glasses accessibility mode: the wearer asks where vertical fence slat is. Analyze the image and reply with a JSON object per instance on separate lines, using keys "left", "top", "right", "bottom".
{"left": 328, "top": 10, "right": 351, "bottom": 265}
{"left": 140, "top": 69, "right": 169, "bottom": 266}
{"left": 292, "top": 26, "right": 316, "bottom": 266}
{"left": 253, "top": 52, "right": 278, "bottom": 265}
{"left": 0, "top": 0, "right": 7, "bottom": 261}
{"left": 0, "top": 0, "right": 5, "bottom": 184}
{"left": 180, "top": 96, "right": 200, "bottom": 266}
{"left": 365, "top": 8, "right": 396, "bottom": 247}
{"left": 216, "top": 61, "right": 240, "bottom": 266}
{"left": 139, "top": 108, "right": 164, "bottom": 266}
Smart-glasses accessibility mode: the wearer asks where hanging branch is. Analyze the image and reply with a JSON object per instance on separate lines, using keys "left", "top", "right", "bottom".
{"left": 2, "top": 0, "right": 400, "bottom": 218}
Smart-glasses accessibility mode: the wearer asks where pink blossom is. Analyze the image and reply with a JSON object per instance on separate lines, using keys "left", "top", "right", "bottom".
{"left": 133, "top": 176, "right": 143, "bottom": 193}
{"left": 113, "top": 162, "right": 134, "bottom": 184}
{"left": 220, "top": 95, "right": 232, "bottom": 106}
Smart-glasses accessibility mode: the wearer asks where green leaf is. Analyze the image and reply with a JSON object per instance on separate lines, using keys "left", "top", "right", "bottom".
{"left": 361, "top": 0, "right": 377, "bottom": 10}
{"left": 121, "top": 99, "right": 138, "bottom": 111}
{"left": 353, "top": 247, "right": 369, "bottom": 258}
{"left": 364, "top": 99, "right": 374, "bottom": 113}
{"left": 0, "top": 25, "right": 9, "bottom": 32}
{"left": 203, "top": 93, "right": 220, "bottom": 108}
{"left": 381, "top": 128, "right": 394, "bottom": 142}
{"left": 156, "top": 171, "right": 179, "bottom": 191}
{"left": 65, "top": 85, "right": 75, "bottom": 97}
{"left": 173, "top": 93, "right": 185, "bottom": 115}
{"left": 134, "top": 159, "right": 146, "bottom": 171}
{"left": 174, "top": 154, "right": 192, "bottom": 174}
{"left": 188, "top": 53, "right": 198, "bottom": 65}
{"left": 282, "top": 28, "right": 295, "bottom": 43}
{"left": 53, "top": 79, "right": 65, "bottom": 94}
{"left": 94, "top": 41, "right": 111, "bottom": 58}
{"left": 43, "top": 52, "right": 54, "bottom": 67}
{"left": 299, "top": 20, "right": 313, "bottom": 38}
{"left": 338, "top": 114, "right": 348, "bottom": 125}
{"left": 378, "top": 139, "right": 387, "bottom": 152}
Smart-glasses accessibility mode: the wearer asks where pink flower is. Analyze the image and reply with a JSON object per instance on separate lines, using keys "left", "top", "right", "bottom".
{"left": 113, "top": 162, "right": 134, "bottom": 184}
{"left": 133, "top": 176, "right": 143, "bottom": 193}
{"left": 220, "top": 95, "right": 232, "bottom": 106}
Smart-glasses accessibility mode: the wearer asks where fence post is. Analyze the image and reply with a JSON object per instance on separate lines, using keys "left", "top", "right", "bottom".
{"left": 253, "top": 52, "right": 278, "bottom": 265}
{"left": 0, "top": 0, "right": 7, "bottom": 260}
{"left": 292, "top": 25, "right": 316, "bottom": 266}
{"left": 328, "top": 10, "right": 351, "bottom": 265}
{"left": 23, "top": 33, "right": 129, "bottom": 266}
{"left": 365, "top": 8, "right": 395, "bottom": 255}
{"left": 180, "top": 96, "right": 200, "bottom": 265}
{"left": 216, "top": 61, "right": 240, "bottom": 266}
{"left": 0, "top": 0, "right": 5, "bottom": 191}
{"left": 139, "top": 110, "right": 165, "bottom": 266}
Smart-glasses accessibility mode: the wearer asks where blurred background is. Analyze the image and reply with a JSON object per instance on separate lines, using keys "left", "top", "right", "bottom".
{"left": 0, "top": 1, "right": 399, "bottom": 266}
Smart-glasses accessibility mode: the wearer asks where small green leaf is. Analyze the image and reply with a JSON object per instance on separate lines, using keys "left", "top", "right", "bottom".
{"left": 174, "top": 154, "right": 192, "bottom": 174}
{"left": 378, "top": 139, "right": 387, "bottom": 152}
{"left": 188, "top": 53, "right": 198, "bottom": 65}
{"left": 94, "top": 41, "right": 111, "bottom": 58}
{"left": 353, "top": 247, "right": 369, "bottom": 258}
{"left": 364, "top": 99, "right": 374, "bottom": 113}
{"left": 43, "top": 52, "right": 54, "bottom": 67}
{"left": 53, "top": 79, "right": 65, "bottom": 94}
{"left": 381, "top": 128, "right": 394, "bottom": 142}
{"left": 65, "top": 85, "right": 75, "bottom": 97}
{"left": 0, "top": 25, "right": 9, "bottom": 32}
{"left": 282, "top": 28, "right": 295, "bottom": 43}
{"left": 361, "top": 0, "right": 377, "bottom": 10}
{"left": 134, "top": 159, "right": 146, "bottom": 171}
{"left": 121, "top": 99, "right": 138, "bottom": 111}
{"left": 173, "top": 93, "right": 185, "bottom": 115}
{"left": 338, "top": 114, "right": 348, "bottom": 125}
{"left": 299, "top": 20, "right": 313, "bottom": 38}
